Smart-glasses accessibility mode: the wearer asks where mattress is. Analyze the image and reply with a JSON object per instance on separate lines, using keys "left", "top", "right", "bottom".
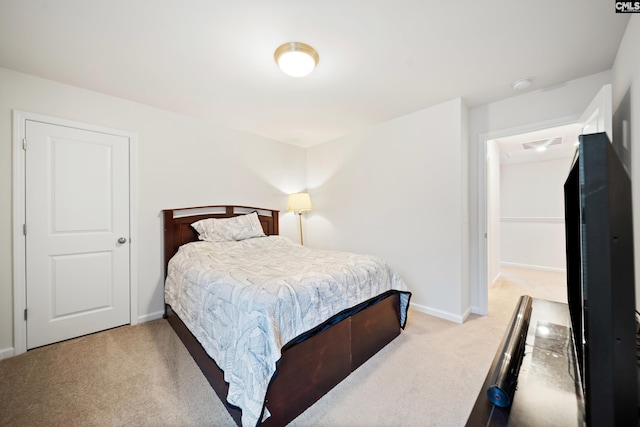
{"left": 164, "top": 235, "right": 411, "bottom": 426}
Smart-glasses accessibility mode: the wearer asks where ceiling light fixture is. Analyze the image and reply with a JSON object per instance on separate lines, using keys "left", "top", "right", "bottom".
{"left": 511, "top": 77, "right": 532, "bottom": 91}
{"left": 522, "top": 137, "right": 562, "bottom": 151}
{"left": 274, "top": 42, "right": 319, "bottom": 77}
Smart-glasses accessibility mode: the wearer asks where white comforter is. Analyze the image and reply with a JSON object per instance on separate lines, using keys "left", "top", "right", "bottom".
{"left": 164, "top": 236, "right": 411, "bottom": 427}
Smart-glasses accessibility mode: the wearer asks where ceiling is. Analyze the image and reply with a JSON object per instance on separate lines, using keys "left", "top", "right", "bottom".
{"left": 494, "top": 123, "right": 582, "bottom": 166}
{"left": 0, "top": 1, "right": 630, "bottom": 148}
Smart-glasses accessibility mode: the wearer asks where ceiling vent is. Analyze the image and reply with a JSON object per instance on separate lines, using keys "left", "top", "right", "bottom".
{"left": 521, "top": 137, "right": 563, "bottom": 150}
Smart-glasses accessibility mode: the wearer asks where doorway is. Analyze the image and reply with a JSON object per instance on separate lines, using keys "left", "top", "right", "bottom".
{"left": 486, "top": 123, "right": 580, "bottom": 303}
{"left": 478, "top": 84, "right": 612, "bottom": 315}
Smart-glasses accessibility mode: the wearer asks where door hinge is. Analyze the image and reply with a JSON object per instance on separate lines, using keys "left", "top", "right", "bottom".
{"left": 24, "top": 309, "right": 27, "bottom": 321}
{"left": 22, "top": 138, "right": 27, "bottom": 150}
{"left": 23, "top": 224, "right": 26, "bottom": 236}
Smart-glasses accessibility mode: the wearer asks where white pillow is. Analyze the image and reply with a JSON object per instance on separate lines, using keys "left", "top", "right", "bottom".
{"left": 191, "top": 212, "right": 266, "bottom": 242}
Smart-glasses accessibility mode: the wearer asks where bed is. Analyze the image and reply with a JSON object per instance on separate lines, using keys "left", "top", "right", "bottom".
{"left": 163, "top": 205, "right": 411, "bottom": 427}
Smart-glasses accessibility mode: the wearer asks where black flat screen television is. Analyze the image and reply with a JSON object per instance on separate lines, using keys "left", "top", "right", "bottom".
{"left": 563, "top": 132, "right": 638, "bottom": 426}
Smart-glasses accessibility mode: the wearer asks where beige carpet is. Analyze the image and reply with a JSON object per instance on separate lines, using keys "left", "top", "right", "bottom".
{"left": 0, "top": 269, "right": 565, "bottom": 427}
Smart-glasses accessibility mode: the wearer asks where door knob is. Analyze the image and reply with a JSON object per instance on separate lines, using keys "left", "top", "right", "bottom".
{"left": 118, "top": 237, "right": 127, "bottom": 244}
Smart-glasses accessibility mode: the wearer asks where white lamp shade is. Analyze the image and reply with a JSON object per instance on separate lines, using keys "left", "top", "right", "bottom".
{"left": 287, "top": 192, "right": 313, "bottom": 212}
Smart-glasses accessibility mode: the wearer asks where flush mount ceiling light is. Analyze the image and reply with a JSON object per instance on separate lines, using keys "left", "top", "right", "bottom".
{"left": 522, "top": 137, "right": 563, "bottom": 152}
{"left": 511, "top": 77, "right": 533, "bottom": 91}
{"left": 274, "top": 42, "right": 319, "bottom": 77}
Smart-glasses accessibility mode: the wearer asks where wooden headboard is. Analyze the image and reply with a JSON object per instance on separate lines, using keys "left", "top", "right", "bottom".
{"left": 162, "top": 205, "right": 279, "bottom": 276}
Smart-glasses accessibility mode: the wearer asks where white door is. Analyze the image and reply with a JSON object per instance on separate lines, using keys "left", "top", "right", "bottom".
{"left": 25, "top": 120, "right": 131, "bottom": 349}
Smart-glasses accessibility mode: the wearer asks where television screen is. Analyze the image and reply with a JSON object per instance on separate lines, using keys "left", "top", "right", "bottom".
{"left": 563, "top": 132, "right": 637, "bottom": 425}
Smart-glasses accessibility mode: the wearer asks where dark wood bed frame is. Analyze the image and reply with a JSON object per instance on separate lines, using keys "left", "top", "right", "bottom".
{"left": 163, "top": 205, "right": 403, "bottom": 426}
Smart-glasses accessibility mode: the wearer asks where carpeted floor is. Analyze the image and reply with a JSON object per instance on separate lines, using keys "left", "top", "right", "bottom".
{"left": 0, "top": 268, "right": 565, "bottom": 426}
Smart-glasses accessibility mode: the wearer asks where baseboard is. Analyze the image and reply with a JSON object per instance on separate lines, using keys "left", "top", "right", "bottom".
{"left": 410, "top": 302, "right": 469, "bottom": 324}
{"left": 470, "top": 305, "right": 487, "bottom": 316}
{"left": 0, "top": 347, "right": 15, "bottom": 360}
{"left": 138, "top": 310, "right": 164, "bottom": 323}
{"left": 490, "top": 272, "right": 502, "bottom": 287}
{"left": 501, "top": 262, "right": 566, "bottom": 273}
{"left": 460, "top": 306, "right": 471, "bottom": 322}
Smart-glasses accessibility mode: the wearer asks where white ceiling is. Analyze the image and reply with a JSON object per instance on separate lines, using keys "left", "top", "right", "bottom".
{"left": 0, "top": 1, "right": 630, "bottom": 147}
{"left": 494, "top": 123, "right": 582, "bottom": 166}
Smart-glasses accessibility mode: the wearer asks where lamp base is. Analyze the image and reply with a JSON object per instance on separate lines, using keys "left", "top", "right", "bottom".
{"left": 297, "top": 212, "right": 304, "bottom": 245}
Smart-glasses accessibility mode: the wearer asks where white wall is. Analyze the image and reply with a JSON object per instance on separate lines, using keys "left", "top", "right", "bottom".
{"left": 306, "top": 98, "right": 470, "bottom": 322}
{"left": 469, "top": 70, "right": 612, "bottom": 314}
{"left": 499, "top": 157, "right": 573, "bottom": 271}
{"left": 611, "top": 15, "right": 640, "bottom": 310}
{"left": 0, "top": 67, "right": 306, "bottom": 357}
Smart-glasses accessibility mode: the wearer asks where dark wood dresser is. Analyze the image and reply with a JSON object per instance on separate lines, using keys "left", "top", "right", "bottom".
{"left": 466, "top": 299, "right": 584, "bottom": 427}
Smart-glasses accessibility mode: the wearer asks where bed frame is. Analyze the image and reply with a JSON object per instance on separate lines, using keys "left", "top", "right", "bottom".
{"left": 163, "top": 205, "right": 403, "bottom": 426}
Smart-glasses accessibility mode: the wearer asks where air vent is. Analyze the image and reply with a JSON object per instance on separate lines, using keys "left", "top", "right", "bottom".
{"left": 522, "top": 137, "right": 563, "bottom": 150}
